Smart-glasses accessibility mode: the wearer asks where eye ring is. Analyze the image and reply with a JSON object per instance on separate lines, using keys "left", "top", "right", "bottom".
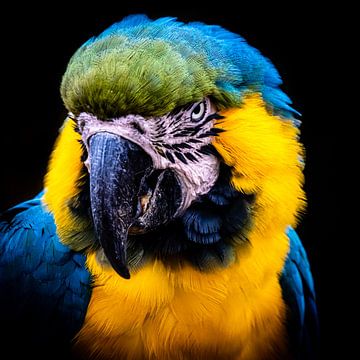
{"left": 191, "top": 101, "right": 207, "bottom": 122}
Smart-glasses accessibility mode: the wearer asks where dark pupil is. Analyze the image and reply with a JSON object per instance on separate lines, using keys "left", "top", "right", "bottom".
{"left": 193, "top": 104, "right": 201, "bottom": 115}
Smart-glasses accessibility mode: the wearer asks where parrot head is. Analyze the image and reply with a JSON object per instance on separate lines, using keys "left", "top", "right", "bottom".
{"left": 44, "top": 15, "right": 304, "bottom": 279}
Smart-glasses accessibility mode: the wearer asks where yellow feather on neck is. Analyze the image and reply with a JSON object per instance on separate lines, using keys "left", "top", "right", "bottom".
{"left": 43, "top": 120, "right": 94, "bottom": 250}
{"left": 213, "top": 94, "right": 305, "bottom": 233}
{"left": 44, "top": 94, "right": 304, "bottom": 359}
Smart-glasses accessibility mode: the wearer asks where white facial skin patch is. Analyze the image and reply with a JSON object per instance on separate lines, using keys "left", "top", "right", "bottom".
{"left": 76, "top": 98, "right": 221, "bottom": 216}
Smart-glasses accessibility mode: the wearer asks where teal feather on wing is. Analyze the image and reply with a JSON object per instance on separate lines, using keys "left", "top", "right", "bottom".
{"left": 280, "top": 227, "right": 319, "bottom": 359}
{"left": 0, "top": 196, "right": 92, "bottom": 358}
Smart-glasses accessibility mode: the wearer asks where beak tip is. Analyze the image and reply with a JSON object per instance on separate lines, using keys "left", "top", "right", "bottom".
{"left": 115, "top": 265, "right": 131, "bottom": 280}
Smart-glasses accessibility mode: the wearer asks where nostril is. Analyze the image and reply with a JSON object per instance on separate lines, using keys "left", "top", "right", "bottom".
{"left": 131, "top": 122, "right": 145, "bottom": 135}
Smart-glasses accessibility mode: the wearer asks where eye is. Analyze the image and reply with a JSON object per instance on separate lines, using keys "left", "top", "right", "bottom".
{"left": 191, "top": 101, "right": 207, "bottom": 122}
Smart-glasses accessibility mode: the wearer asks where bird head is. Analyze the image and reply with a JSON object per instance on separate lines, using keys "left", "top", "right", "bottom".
{"left": 44, "top": 15, "right": 304, "bottom": 279}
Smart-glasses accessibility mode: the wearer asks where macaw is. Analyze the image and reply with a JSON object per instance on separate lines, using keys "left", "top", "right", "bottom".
{"left": 0, "top": 15, "right": 318, "bottom": 360}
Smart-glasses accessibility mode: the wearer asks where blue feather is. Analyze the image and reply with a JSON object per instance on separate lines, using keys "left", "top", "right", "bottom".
{"left": 182, "top": 207, "right": 222, "bottom": 245}
{"left": 0, "top": 195, "right": 92, "bottom": 358}
{"left": 280, "top": 227, "right": 319, "bottom": 359}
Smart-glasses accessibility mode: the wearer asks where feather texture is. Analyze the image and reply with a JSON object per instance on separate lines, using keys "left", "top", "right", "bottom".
{"left": 281, "top": 227, "right": 319, "bottom": 359}
{"left": 0, "top": 196, "right": 92, "bottom": 358}
{"left": 61, "top": 15, "right": 297, "bottom": 120}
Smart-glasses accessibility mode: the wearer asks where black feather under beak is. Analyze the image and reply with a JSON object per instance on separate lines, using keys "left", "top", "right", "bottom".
{"left": 88, "top": 132, "right": 182, "bottom": 279}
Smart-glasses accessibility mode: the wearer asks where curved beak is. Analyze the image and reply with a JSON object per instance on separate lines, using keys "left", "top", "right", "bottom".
{"left": 88, "top": 132, "right": 181, "bottom": 279}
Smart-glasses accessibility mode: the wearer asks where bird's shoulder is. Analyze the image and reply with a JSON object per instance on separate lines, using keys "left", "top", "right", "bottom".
{"left": 280, "top": 227, "right": 319, "bottom": 359}
{"left": 0, "top": 193, "right": 92, "bottom": 357}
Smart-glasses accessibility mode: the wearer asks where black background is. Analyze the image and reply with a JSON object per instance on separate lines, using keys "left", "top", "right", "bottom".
{"left": 0, "top": 2, "right": 336, "bottom": 356}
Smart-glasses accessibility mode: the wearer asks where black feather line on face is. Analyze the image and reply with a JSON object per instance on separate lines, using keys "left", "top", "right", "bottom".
{"left": 193, "top": 113, "right": 222, "bottom": 132}
{"left": 198, "top": 144, "right": 221, "bottom": 158}
{"left": 172, "top": 143, "right": 192, "bottom": 150}
{"left": 188, "top": 139, "right": 201, "bottom": 144}
{"left": 165, "top": 151, "right": 175, "bottom": 163}
{"left": 151, "top": 111, "right": 224, "bottom": 165}
{"left": 174, "top": 151, "right": 188, "bottom": 164}
{"left": 211, "top": 128, "right": 226, "bottom": 134}
{"left": 158, "top": 110, "right": 224, "bottom": 141}
{"left": 173, "top": 131, "right": 193, "bottom": 138}
{"left": 184, "top": 152, "right": 198, "bottom": 162}
{"left": 198, "top": 132, "right": 215, "bottom": 138}
{"left": 168, "top": 105, "right": 183, "bottom": 118}
{"left": 162, "top": 143, "right": 173, "bottom": 150}
{"left": 184, "top": 103, "right": 194, "bottom": 112}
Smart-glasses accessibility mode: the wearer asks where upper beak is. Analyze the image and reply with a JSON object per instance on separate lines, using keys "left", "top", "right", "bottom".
{"left": 88, "top": 132, "right": 181, "bottom": 279}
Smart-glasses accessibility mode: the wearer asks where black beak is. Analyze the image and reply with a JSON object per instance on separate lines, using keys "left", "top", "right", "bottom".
{"left": 89, "top": 133, "right": 151, "bottom": 279}
{"left": 88, "top": 132, "right": 181, "bottom": 279}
